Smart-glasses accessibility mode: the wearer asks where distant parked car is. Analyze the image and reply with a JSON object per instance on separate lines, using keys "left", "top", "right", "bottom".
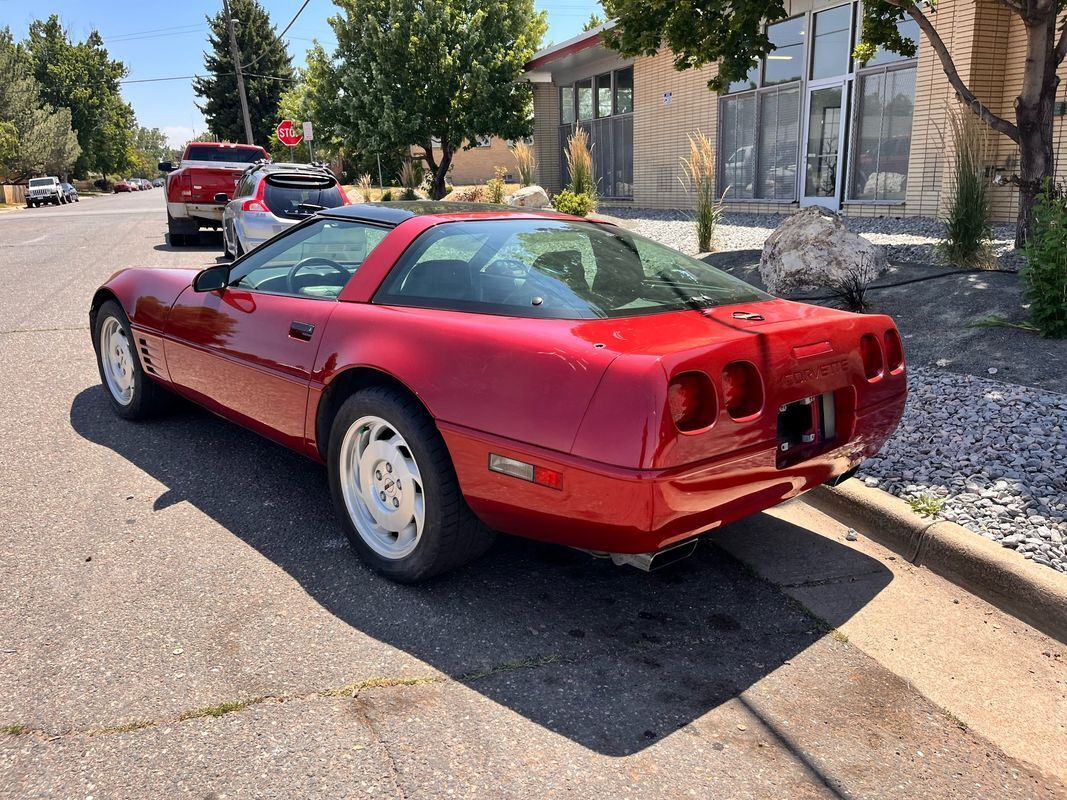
{"left": 151, "top": 177, "right": 165, "bottom": 188}
{"left": 134, "top": 178, "right": 151, "bottom": 191}
{"left": 220, "top": 162, "right": 347, "bottom": 258}
{"left": 26, "top": 177, "right": 64, "bottom": 207}
{"left": 60, "top": 182, "right": 79, "bottom": 203}
{"left": 113, "top": 179, "right": 136, "bottom": 193}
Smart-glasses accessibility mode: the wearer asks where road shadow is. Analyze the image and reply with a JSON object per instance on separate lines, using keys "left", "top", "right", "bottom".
{"left": 70, "top": 386, "right": 891, "bottom": 756}
{"left": 153, "top": 231, "right": 228, "bottom": 259}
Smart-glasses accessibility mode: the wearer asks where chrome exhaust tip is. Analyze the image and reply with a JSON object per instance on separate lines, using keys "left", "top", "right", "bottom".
{"left": 609, "top": 538, "right": 698, "bottom": 572}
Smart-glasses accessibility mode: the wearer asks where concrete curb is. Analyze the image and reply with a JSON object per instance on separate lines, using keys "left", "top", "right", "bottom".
{"left": 807, "top": 479, "right": 1067, "bottom": 644}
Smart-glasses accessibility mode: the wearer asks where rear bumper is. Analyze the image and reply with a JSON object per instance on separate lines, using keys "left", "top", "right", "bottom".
{"left": 441, "top": 392, "right": 905, "bottom": 554}
{"left": 168, "top": 201, "right": 224, "bottom": 223}
{"left": 235, "top": 213, "right": 292, "bottom": 250}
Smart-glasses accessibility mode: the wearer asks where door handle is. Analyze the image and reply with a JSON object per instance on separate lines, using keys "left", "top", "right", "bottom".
{"left": 289, "top": 321, "right": 315, "bottom": 341}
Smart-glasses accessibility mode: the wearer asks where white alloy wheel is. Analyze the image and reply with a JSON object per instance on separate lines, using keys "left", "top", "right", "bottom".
{"left": 338, "top": 415, "right": 426, "bottom": 559}
{"left": 99, "top": 316, "right": 136, "bottom": 406}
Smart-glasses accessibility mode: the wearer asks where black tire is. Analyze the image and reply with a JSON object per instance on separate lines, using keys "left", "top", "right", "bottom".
{"left": 167, "top": 211, "right": 198, "bottom": 247}
{"left": 327, "top": 387, "right": 494, "bottom": 582}
{"left": 92, "top": 300, "right": 167, "bottom": 420}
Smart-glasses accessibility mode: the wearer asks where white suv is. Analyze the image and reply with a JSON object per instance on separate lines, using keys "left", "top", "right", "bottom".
{"left": 26, "top": 177, "right": 65, "bottom": 207}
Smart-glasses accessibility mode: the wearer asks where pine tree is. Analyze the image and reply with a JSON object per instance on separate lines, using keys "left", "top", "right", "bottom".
{"left": 193, "top": 0, "right": 295, "bottom": 147}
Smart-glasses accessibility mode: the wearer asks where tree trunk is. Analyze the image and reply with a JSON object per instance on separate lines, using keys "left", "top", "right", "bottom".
{"left": 431, "top": 145, "right": 453, "bottom": 200}
{"left": 1013, "top": 13, "right": 1059, "bottom": 248}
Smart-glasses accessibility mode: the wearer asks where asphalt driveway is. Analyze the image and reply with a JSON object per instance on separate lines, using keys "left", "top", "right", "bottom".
{"left": 0, "top": 193, "right": 1062, "bottom": 798}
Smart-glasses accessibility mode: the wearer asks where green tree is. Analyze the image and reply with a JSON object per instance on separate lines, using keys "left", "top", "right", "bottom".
{"left": 126, "top": 126, "right": 170, "bottom": 177}
{"left": 193, "top": 0, "right": 295, "bottom": 146}
{"left": 0, "top": 27, "right": 80, "bottom": 181}
{"left": 603, "top": 0, "right": 1065, "bottom": 246}
{"left": 268, "top": 42, "right": 343, "bottom": 164}
{"left": 583, "top": 12, "right": 606, "bottom": 31}
{"left": 330, "top": 0, "right": 547, "bottom": 198}
{"left": 25, "top": 15, "right": 133, "bottom": 177}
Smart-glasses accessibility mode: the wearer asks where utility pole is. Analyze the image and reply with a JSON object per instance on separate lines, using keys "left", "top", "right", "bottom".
{"left": 223, "top": 0, "right": 255, "bottom": 145}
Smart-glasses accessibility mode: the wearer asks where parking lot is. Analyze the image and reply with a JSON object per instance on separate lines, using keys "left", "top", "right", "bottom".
{"left": 0, "top": 191, "right": 1064, "bottom": 798}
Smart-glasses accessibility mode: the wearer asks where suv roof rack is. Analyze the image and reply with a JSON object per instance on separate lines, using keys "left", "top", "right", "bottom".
{"left": 239, "top": 160, "right": 336, "bottom": 180}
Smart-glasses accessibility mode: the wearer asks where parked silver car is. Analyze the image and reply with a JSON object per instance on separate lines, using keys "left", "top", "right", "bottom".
{"left": 219, "top": 162, "right": 347, "bottom": 257}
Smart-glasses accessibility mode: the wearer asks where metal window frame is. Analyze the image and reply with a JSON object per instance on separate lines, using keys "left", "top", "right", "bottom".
{"left": 718, "top": 82, "right": 803, "bottom": 203}
{"left": 844, "top": 60, "right": 918, "bottom": 205}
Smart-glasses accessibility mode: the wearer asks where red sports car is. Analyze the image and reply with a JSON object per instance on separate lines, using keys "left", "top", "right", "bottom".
{"left": 90, "top": 203, "right": 906, "bottom": 581}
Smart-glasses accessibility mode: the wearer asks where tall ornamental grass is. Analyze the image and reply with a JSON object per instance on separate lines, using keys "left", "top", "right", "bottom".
{"left": 513, "top": 140, "right": 536, "bottom": 186}
{"left": 937, "top": 104, "right": 994, "bottom": 267}
{"left": 679, "top": 132, "right": 724, "bottom": 252}
{"left": 564, "top": 128, "right": 597, "bottom": 202}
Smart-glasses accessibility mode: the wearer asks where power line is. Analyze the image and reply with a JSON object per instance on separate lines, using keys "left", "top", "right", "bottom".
{"left": 119, "top": 72, "right": 297, "bottom": 85}
{"left": 241, "top": 0, "right": 313, "bottom": 71}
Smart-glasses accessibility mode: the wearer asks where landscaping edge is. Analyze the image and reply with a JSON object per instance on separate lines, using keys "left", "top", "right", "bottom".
{"left": 806, "top": 479, "right": 1067, "bottom": 644}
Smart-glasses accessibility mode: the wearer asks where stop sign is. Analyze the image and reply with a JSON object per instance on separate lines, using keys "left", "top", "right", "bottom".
{"left": 277, "top": 120, "right": 303, "bottom": 147}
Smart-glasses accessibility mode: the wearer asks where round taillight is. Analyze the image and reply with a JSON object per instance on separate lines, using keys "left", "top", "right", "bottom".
{"left": 668, "top": 371, "right": 717, "bottom": 432}
{"left": 884, "top": 329, "right": 904, "bottom": 373}
{"left": 860, "top": 333, "right": 884, "bottom": 381}
{"left": 721, "top": 361, "right": 764, "bottom": 420}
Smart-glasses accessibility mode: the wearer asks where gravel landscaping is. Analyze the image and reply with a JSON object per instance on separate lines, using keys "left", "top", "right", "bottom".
{"left": 860, "top": 367, "right": 1067, "bottom": 574}
{"left": 611, "top": 207, "right": 1067, "bottom": 574}
{"left": 602, "top": 207, "right": 1022, "bottom": 269}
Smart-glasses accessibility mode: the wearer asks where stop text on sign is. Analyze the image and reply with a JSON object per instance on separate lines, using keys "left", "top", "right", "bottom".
{"left": 277, "top": 120, "right": 303, "bottom": 147}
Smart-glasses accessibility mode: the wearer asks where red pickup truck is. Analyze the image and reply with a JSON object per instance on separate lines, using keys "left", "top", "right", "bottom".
{"left": 158, "top": 142, "right": 269, "bottom": 246}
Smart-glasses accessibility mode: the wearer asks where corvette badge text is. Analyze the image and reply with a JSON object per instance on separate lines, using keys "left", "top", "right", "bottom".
{"left": 782, "top": 359, "right": 850, "bottom": 388}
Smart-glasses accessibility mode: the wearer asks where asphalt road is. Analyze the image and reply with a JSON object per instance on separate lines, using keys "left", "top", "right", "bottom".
{"left": 0, "top": 192, "right": 1063, "bottom": 798}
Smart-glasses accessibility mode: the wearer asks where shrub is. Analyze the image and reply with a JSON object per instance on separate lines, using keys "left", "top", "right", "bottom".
{"left": 937, "top": 104, "right": 994, "bottom": 268}
{"left": 678, "top": 132, "right": 724, "bottom": 252}
{"left": 380, "top": 189, "right": 394, "bottom": 201}
{"left": 513, "top": 140, "right": 536, "bottom": 186}
{"left": 485, "top": 166, "right": 508, "bottom": 204}
{"left": 826, "top": 259, "right": 875, "bottom": 312}
{"left": 1022, "top": 180, "right": 1067, "bottom": 337}
{"left": 564, "top": 128, "right": 596, "bottom": 202}
{"left": 552, "top": 189, "right": 595, "bottom": 217}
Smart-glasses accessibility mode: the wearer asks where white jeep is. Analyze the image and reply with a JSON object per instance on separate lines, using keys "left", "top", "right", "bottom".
{"left": 26, "top": 177, "right": 64, "bottom": 207}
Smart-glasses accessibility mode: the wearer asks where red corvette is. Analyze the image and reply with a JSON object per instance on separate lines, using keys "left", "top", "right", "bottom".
{"left": 91, "top": 203, "right": 906, "bottom": 581}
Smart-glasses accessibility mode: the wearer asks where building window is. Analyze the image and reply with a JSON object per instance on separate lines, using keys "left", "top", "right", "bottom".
{"left": 576, "top": 78, "right": 594, "bottom": 121}
{"left": 810, "top": 5, "right": 852, "bottom": 80}
{"left": 864, "top": 17, "right": 920, "bottom": 67}
{"left": 757, "top": 86, "right": 801, "bottom": 200}
{"left": 721, "top": 94, "right": 756, "bottom": 199}
{"left": 849, "top": 66, "right": 916, "bottom": 201}
{"left": 763, "top": 17, "right": 806, "bottom": 86}
{"left": 614, "top": 67, "right": 633, "bottom": 113}
{"left": 596, "top": 73, "right": 613, "bottom": 117}
{"left": 560, "top": 87, "right": 575, "bottom": 124}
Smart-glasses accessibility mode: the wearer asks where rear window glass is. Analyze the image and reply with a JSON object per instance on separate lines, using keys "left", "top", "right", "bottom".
{"left": 184, "top": 145, "right": 266, "bottom": 163}
{"left": 374, "top": 219, "right": 769, "bottom": 319}
{"left": 263, "top": 179, "right": 345, "bottom": 220}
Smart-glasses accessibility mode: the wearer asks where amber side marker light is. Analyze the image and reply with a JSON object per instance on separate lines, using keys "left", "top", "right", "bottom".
{"left": 859, "top": 333, "right": 884, "bottom": 381}
{"left": 488, "top": 454, "right": 563, "bottom": 490}
{"left": 722, "top": 361, "right": 764, "bottom": 419}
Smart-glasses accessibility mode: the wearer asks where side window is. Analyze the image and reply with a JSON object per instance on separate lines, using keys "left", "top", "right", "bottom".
{"left": 229, "top": 219, "right": 390, "bottom": 299}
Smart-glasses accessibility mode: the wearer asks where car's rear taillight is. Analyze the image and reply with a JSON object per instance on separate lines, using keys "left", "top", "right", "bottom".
{"left": 884, "top": 329, "right": 904, "bottom": 373}
{"left": 721, "top": 361, "right": 764, "bottom": 420}
{"left": 859, "top": 333, "right": 884, "bottom": 381}
{"left": 668, "top": 371, "right": 717, "bottom": 432}
{"left": 242, "top": 179, "right": 268, "bottom": 213}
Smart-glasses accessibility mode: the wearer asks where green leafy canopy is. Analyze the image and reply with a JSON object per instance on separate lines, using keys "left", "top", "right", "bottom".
{"left": 601, "top": 0, "right": 917, "bottom": 92}
{"left": 329, "top": 0, "right": 547, "bottom": 197}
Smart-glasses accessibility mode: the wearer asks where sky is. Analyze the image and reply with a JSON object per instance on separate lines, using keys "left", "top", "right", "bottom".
{"left": 0, "top": 0, "right": 598, "bottom": 148}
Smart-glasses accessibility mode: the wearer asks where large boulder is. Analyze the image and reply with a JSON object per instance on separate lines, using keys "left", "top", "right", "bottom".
{"left": 759, "top": 206, "right": 887, "bottom": 294}
{"left": 505, "top": 185, "right": 550, "bottom": 209}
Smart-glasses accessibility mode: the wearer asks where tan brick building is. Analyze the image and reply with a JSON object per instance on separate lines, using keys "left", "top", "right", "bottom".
{"left": 426, "top": 137, "right": 526, "bottom": 186}
{"left": 524, "top": 2, "right": 1067, "bottom": 223}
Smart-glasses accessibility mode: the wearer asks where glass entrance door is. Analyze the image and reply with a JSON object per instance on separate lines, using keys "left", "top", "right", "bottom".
{"left": 801, "top": 82, "right": 848, "bottom": 208}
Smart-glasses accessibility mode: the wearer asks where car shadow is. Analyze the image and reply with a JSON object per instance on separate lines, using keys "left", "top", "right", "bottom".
{"left": 153, "top": 230, "right": 227, "bottom": 257}
{"left": 69, "top": 386, "right": 891, "bottom": 757}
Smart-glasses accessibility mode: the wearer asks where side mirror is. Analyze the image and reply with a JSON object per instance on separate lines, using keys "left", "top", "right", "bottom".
{"left": 192, "top": 264, "right": 229, "bottom": 292}
{"left": 213, "top": 192, "right": 229, "bottom": 203}
{"left": 158, "top": 160, "right": 174, "bottom": 173}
